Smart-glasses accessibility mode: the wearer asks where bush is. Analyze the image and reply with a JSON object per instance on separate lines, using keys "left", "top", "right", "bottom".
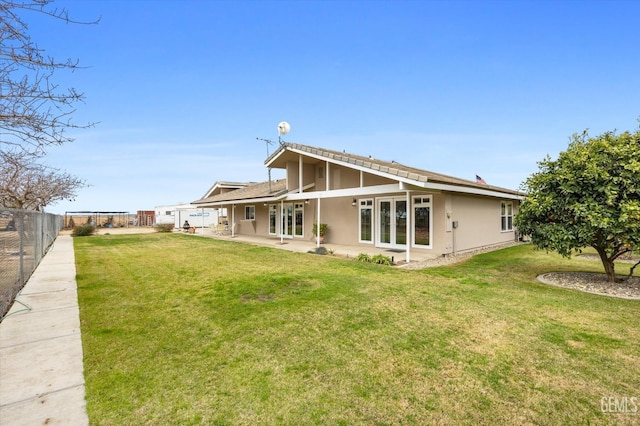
{"left": 355, "top": 253, "right": 392, "bottom": 265}
{"left": 155, "top": 223, "right": 174, "bottom": 233}
{"left": 355, "top": 253, "right": 372, "bottom": 262}
{"left": 371, "top": 254, "right": 392, "bottom": 265}
{"left": 72, "top": 224, "right": 96, "bottom": 237}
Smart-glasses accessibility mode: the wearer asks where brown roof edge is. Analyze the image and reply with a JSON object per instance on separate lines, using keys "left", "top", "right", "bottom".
{"left": 266, "top": 142, "right": 524, "bottom": 196}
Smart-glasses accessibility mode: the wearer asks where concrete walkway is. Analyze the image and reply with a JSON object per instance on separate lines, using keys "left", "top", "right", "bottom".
{"left": 0, "top": 235, "right": 88, "bottom": 426}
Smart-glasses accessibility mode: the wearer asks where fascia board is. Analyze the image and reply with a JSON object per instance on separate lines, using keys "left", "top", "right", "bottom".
{"left": 271, "top": 146, "right": 429, "bottom": 188}
{"left": 285, "top": 183, "right": 402, "bottom": 200}
{"left": 282, "top": 181, "right": 522, "bottom": 201}
{"left": 424, "top": 182, "right": 524, "bottom": 200}
{"left": 193, "top": 193, "right": 288, "bottom": 207}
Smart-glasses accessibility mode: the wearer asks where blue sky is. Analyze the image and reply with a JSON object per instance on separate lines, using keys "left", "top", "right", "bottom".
{"left": 23, "top": 0, "right": 640, "bottom": 214}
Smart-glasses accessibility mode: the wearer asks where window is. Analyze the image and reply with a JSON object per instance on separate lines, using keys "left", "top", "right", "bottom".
{"left": 501, "top": 201, "right": 513, "bottom": 231}
{"left": 269, "top": 205, "right": 277, "bottom": 234}
{"left": 359, "top": 199, "right": 373, "bottom": 243}
{"left": 244, "top": 205, "right": 255, "bottom": 220}
{"left": 165, "top": 211, "right": 172, "bottom": 216}
{"left": 294, "top": 203, "right": 304, "bottom": 237}
{"left": 413, "top": 196, "right": 431, "bottom": 247}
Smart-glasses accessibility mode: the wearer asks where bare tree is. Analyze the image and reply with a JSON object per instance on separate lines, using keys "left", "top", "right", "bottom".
{"left": 0, "top": 149, "right": 86, "bottom": 210}
{"left": 0, "top": 0, "right": 98, "bottom": 153}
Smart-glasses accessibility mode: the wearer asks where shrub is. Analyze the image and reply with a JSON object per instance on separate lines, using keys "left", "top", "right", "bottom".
{"left": 355, "top": 253, "right": 372, "bottom": 263}
{"left": 312, "top": 223, "right": 328, "bottom": 237}
{"left": 371, "top": 254, "right": 392, "bottom": 265}
{"left": 72, "top": 224, "right": 96, "bottom": 237}
{"left": 155, "top": 223, "right": 174, "bottom": 233}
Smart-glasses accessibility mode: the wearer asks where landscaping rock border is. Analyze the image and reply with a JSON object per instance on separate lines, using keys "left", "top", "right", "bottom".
{"left": 537, "top": 272, "right": 640, "bottom": 300}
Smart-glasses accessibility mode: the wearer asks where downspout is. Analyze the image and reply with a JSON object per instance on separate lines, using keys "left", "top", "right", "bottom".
{"left": 317, "top": 196, "right": 321, "bottom": 249}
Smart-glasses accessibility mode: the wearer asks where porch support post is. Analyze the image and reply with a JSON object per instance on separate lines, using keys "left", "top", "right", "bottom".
{"left": 231, "top": 204, "right": 235, "bottom": 238}
{"left": 406, "top": 191, "right": 411, "bottom": 263}
{"left": 326, "top": 161, "right": 330, "bottom": 190}
{"left": 299, "top": 155, "right": 303, "bottom": 194}
{"left": 317, "top": 197, "right": 321, "bottom": 249}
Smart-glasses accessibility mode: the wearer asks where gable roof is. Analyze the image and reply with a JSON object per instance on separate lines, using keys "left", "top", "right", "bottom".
{"left": 192, "top": 179, "right": 287, "bottom": 206}
{"left": 266, "top": 142, "right": 525, "bottom": 198}
{"left": 200, "top": 181, "right": 254, "bottom": 199}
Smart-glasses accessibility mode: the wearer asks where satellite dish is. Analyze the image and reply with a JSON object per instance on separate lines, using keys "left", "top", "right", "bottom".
{"left": 277, "top": 121, "right": 291, "bottom": 135}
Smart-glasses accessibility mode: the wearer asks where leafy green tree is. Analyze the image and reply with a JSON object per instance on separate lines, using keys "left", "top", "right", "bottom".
{"left": 515, "top": 127, "right": 640, "bottom": 282}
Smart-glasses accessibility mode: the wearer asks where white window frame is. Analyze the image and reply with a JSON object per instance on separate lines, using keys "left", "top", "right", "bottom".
{"left": 412, "top": 195, "right": 432, "bottom": 249}
{"left": 293, "top": 203, "right": 304, "bottom": 237}
{"left": 358, "top": 199, "right": 374, "bottom": 244}
{"left": 501, "top": 201, "right": 513, "bottom": 232}
{"left": 268, "top": 204, "right": 277, "bottom": 235}
{"left": 244, "top": 205, "right": 255, "bottom": 221}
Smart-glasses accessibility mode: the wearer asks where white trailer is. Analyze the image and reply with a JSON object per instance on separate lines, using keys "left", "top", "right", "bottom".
{"left": 155, "top": 204, "right": 220, "bottom": 230}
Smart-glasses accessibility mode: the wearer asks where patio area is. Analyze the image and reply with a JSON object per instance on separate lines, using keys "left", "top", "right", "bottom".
{"left": 187, "top": 226, "right": 443, "bottom": 265}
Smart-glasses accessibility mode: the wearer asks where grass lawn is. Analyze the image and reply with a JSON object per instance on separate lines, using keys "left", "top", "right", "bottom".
{"left": 75, "top": 234, "right": 640, "bottom": 425}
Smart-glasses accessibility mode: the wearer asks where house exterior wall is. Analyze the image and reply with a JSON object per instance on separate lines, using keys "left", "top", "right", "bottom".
{"left": 221, "top": 155, "right": 521, "bottom": 257}
{"left": 449, "top": 194, "right": 518, "bottom": 253}
{"left": 315, "top": 197, "right": 359, "bottom": 245}
{"left": 234, "top": 204, "right": 261, "bottom": 236}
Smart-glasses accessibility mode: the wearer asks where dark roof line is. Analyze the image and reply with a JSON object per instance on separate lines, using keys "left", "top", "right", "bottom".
{"left": 268, "top": 142, "right": 524, "bottom": 196}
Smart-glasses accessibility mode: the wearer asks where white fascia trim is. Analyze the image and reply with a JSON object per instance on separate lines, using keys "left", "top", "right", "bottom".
{"left": 194, "top": 194, "right": 288, "bottom": 208}
{"left": 266, "top": 146, "right": 429, "bottom": 188}
{"left": 283, "top": 181, "right": 522, "bottom": 201}
{"left": 422, "top": 181, "right": 524, "bottom": 200}
{"left": 285, "top": 183, "right": 402, "bottom": 200}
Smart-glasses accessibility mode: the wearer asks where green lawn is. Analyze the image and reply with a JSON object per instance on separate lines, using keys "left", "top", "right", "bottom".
{"left": 75, "top": 234, "right": 640, "bottom": 425}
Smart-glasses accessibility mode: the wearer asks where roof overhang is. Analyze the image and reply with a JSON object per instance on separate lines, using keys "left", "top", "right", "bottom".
{"left": 266, "top": 144, "right": 431, "bottom": 188}
{"left": 192, "top": 192, "right": 288, "bottom": 208}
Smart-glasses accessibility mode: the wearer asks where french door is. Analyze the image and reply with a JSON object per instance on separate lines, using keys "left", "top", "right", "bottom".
{"left": 377, "top": 198, "right": 407, "bottom": 248}
{"left": 278, "top": 203, "right": 304, "bottom": 238}
{"left": 281, "top": 203, "right": 293, "bottom": 237}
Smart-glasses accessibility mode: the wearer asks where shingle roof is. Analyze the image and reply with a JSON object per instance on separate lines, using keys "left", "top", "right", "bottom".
{"left": 200, "top": 181, "right": 254, "bottom": 199}
{"left": 193, "top": 179, "right": 287, "bottom": 205}
{"left": 267, "top": 142, "right": 524, "bottom": 196}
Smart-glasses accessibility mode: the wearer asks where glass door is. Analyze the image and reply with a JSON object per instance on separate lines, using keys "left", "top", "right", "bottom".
{"left": 378, "top": 198, "right": 406, "bottom": 248}
{"left": 281, "top": 203, "right": 293, "bottom": 237}
{"left": 395, "top": 200, "right": 407, "bottom": 245}
{"left": 294, "top": 203, "right": 304, "bottom": 237}
{"left": 379, "top": 200, "right": 391, "bottom": 244}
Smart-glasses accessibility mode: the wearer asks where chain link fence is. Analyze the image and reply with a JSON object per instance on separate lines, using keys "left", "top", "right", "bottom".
{"left": 0, "top": 208, "right": 64, "bottom": 319}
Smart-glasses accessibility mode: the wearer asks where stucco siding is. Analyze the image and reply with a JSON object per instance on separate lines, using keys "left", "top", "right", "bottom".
{"left": 450, "top": 194, "right": 517, "bottom": 253}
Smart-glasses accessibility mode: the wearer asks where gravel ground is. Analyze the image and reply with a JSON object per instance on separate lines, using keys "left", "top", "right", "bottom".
{"left": 539, "top": 253, "right": 640, "bottom": 299}
{"left": 538, "top": 272, "right": 640, "bottom": 300}
{"left": 398, "top": 242, "right": 523, "bottom": 270}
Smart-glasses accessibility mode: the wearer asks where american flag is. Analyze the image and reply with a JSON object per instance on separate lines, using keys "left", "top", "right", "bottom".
{"left": 476, "top": 175, "right": 487, "bottom": 185}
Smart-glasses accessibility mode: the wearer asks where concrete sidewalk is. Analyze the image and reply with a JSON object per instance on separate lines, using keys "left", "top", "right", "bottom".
{"left": 0, "top": 235, "right": 88, "bottom": 426}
